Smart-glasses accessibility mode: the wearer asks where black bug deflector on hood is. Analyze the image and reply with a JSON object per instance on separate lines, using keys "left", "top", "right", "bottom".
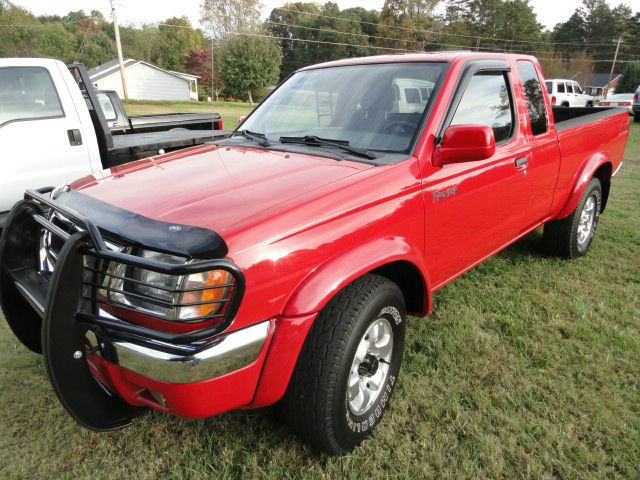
{"left": 53, "top": 188, "right": 228, "bottom": 259}
{"left": 0, "top": 188, "right": 244, "bottom": 431}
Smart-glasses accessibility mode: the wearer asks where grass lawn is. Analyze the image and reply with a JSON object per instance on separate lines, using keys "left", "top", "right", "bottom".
{"left": 0, "top": 122, "right": 638, "bottom": 479}
{"left": 123, "top": 99, "right": 255, "bottom": 131}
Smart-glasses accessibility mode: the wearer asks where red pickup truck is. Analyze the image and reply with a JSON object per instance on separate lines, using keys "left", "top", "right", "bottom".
{"left": 0, "top": 52, "right": 629, "bottom": 454}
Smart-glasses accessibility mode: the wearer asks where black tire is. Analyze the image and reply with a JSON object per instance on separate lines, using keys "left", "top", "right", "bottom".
{"left": 586, "top": 101, "right": 593, "bottom": 107}
{"left": 543, "top": 177, "right": 602, "bottom": 258}
{"left": 562, "top": 102, "right": 570, "bottom": 107}
{"left": 634, "top": 112, "right": 640, "bottom": 123}
{"left": 279, "top": 274, "right": 406, "bottom": 454}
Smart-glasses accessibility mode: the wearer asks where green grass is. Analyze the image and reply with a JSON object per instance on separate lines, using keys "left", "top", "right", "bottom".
{"left": 1, "top": 122, "right": 638, "bottom": 479}
{"left": 123, "top": 99, "right": 255, "bottom": 131}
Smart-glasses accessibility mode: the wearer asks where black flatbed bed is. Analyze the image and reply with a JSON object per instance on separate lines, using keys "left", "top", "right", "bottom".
{"left": 109, "top": 130, "right": 231, "bottom": 165}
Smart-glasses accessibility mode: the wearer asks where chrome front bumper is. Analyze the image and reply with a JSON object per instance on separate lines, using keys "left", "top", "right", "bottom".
{"left": 88, "top": 321, "right": 271, "bottom": 384}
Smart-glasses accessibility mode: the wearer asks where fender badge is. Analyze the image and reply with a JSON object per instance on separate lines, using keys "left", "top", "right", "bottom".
{"left": 432, "top": 185, "right": 458, "bottom": 203}
{"left": 169, "top": 225, "right": 182, "bottom": 232}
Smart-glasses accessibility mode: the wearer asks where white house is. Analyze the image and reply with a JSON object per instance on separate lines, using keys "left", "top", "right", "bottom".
{"left": 89, "top": 59, "right": 199, "bottom": 101}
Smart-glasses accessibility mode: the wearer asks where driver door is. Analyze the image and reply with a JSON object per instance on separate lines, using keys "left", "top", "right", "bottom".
{"left": 423, "top": 63, "right": 532, "bottom": 287}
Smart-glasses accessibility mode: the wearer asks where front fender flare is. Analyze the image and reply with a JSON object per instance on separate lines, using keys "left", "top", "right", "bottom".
{"left": 554, "top": 152, "right": 612, "bottom": 220}
{"left": 282, "top": 236, "right": 429, "bottom": 317}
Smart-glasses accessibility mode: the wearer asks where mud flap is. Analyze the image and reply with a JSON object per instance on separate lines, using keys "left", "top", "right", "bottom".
{"left": 0, "top": 201, "right": 44, "bottom": 353}
{"left": 42, "top": 231, "right": 147, "bottom": 431}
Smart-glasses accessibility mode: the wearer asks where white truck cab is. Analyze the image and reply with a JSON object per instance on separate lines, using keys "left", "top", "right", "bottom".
{"left": 545, "top": 79, "right": 594, "bottom": 107}
{"left": 0, "top": 58, "right": 227, "bottom": 230}
{"left": 0, "top": 58, "right": 103, "bottom": 227}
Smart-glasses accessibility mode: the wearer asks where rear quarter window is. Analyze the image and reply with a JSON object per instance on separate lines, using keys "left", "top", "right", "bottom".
{"left": 97, "top": 93, "right": 117, "bottom": 121}
{"left": 557, "top": 83, "right": 565, "bottom": 93}
{"left": 517, "top": 61, "right": 548, "bottom": 136}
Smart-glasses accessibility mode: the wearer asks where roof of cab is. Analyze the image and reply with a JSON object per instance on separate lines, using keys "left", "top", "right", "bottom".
{"left": 298, "top": 51, "right": 539, "bottom": 71}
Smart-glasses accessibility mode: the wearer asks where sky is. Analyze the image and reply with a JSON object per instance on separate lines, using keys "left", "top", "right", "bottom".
{"left": 14, "top": 0, "right": 640, "bottom": 32}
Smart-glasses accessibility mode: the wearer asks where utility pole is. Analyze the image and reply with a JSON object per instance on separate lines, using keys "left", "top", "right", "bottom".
{"left": 606, "top": 36, "right": 622, "bottom": 98}
{"left": 110, "top": 0, "right": 128, "bottom": 100}
{"left": 210, "top": 0, "right": 215, "bottom": 102}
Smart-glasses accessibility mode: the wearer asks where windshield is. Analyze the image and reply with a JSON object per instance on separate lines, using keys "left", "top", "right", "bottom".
{"left": 240, "top": 62, "right": 445, "bottom": 153}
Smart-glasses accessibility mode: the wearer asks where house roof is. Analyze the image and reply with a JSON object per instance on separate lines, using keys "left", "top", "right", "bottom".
{"left": 168, "top": 70, "right": 201, "bottom": 80}
{"left": 586, "top": 73, "right": 622, "bottom": 88}
{"left": 88, "top": 59, "right": 195, "bottom": 83}
{"left": 88, "top": 58, "right": 137, "bottom": 81}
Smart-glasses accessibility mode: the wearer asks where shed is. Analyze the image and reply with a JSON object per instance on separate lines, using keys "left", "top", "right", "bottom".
{"left": 89, "top": 59, "right": 199, "bottom": 101}
{"left": 584, "top": 73, "right": 622, "bottom": 98}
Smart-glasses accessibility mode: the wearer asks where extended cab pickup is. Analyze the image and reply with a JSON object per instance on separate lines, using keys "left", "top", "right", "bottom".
{"left": 96, "top": 90, "right": 223, "bottom": 135}
{"left": 0, "top": 52, "right": 629, "bottom": 454}
{"left": 0, "top": 58, "right": 227, "bottom": 229}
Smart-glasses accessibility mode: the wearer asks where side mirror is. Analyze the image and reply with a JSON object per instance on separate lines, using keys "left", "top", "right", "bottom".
{"left": 237, "top": 115, "right": 247, "bottom": 126}
{"left": 433, "top": 125, "right": 496, "bottom": 166}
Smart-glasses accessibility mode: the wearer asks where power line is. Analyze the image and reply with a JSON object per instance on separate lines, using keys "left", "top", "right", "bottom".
{"left": 273, "top": 6, "right": 640, "bottom": 49}
{"left": 229, "top": 30, "right": 636, "bottom": 64}
{"left": 264, "top": 20, "right": 640, "bottom": 59}
{"left": 154, "top": 20, "right": 640, "bottom": 61}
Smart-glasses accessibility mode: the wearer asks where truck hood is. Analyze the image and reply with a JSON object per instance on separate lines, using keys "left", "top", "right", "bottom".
{"left": 72, "top": 145, "right": 374, "bottom": 251}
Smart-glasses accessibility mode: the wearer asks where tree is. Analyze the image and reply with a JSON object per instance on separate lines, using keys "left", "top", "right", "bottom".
{"left": 538, "top": 51, "right": 594, "bottom": 86}
{"left": 444, "top": 0, "right": 542, "bottom": 51}
{"left": 120, "top": 24, "right": 160, "bottom": 63}
{"left": 378, "top": 0, "right": 440, "bottom": 50}
{"left": 200, "top": 0, "right": 262, "bottom": 42}
{"left": 616, "top": 61, "right": 640, "bottom": 93}
{"left": 551, "top": 0, "right": 637, "bottom": 73}
{"left": 218, "top": 35, "right": 282, "bottom": 104}
{"left": 156, "top": 17, "right": 204, "bottom": 72}
{"left": 184, "top": 47, "right": 224, "bottom": 100}
{"left": 267, "top": 2, "right": 381, "bottom": 80}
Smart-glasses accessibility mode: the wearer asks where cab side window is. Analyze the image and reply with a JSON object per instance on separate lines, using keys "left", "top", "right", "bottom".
{"left": 451, "top": 71, "right": 514, "bottom": 143}
{"left": 0, "top": 67, "right": 64, "bottom": 126}
{"left": 557, "top": 83, "right": 566, "bottom": 93}
{"left": 517, "top": 61, "right": 548, "bottom": 136}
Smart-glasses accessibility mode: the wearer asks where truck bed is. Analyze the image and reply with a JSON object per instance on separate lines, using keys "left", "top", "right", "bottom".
{"left": 551, "top": 106, "right": 626, "bottom": 130}
{"left": 551, "top": 106, "right": 629, "bottom": 212}
{"left": 128, "top": 112, "right": 222, "bottom": 133}
{"left": 108, "top": 130, "right": 230, "bottom": 166}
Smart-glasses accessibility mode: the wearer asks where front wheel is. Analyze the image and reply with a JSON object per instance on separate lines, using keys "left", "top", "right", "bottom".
{"left": 543, "top": 177, "right": 602, "bottom": 258}
{"left": 279, "top": 274, "right": 406, "bottom": 454}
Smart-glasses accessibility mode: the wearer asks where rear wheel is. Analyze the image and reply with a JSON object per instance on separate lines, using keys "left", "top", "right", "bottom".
{"left": 543, "top": 177, "right": 602, "bottom": 258}
{"left": 279, "top": 274, "right": 406, "bottom": 454}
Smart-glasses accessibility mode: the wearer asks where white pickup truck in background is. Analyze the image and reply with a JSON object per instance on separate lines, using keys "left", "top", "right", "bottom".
{"left": 0, "top": 58, "right": 227, "bottom": 229}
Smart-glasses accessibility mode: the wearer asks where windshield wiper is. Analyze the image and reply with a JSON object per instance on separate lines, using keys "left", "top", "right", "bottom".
{"left": 279, "top": 135, "right": 378, "bottom": 160}
{"left": 233, "top": 129, "right": 270, "bottom": 147}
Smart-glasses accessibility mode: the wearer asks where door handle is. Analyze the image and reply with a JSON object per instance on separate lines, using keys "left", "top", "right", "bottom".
{"left": 515, "top": 157, "right": 528, "bottom": 168}
{"left": 67, "top": 129, "right": 83, "bottom": 146}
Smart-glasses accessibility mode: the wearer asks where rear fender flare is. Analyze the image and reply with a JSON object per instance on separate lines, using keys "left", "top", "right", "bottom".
{"left": 554, "top": 153, "right": 611, "bottom": 220}
{"left": 282, "top": 236, "right": 430, "bottom": 317}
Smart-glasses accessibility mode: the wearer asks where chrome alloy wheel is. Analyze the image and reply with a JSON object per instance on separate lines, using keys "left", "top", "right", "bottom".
{"left": 347, "top": 317, "right": 393, "bottom": 416}
{"left": 577, "top": 196, "right": 596, "bottom": 247}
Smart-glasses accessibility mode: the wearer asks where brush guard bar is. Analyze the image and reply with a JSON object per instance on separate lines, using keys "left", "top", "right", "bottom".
{"left": 0, "top": 188, "right": 246, "bottom": 431}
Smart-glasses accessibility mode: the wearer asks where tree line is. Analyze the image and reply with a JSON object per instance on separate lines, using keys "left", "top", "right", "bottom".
{"left": 1, "top": 0, "right": 639, "bottom": 103}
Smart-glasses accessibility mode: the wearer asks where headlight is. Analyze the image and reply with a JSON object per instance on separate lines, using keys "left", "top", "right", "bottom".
{"left": 98, "top": 249, "right": 232, "bottom": 322}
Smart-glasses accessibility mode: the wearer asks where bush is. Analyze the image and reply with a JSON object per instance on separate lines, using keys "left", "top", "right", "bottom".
{"left": 616, "top": 61, "right": 640, "bottom": 93}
